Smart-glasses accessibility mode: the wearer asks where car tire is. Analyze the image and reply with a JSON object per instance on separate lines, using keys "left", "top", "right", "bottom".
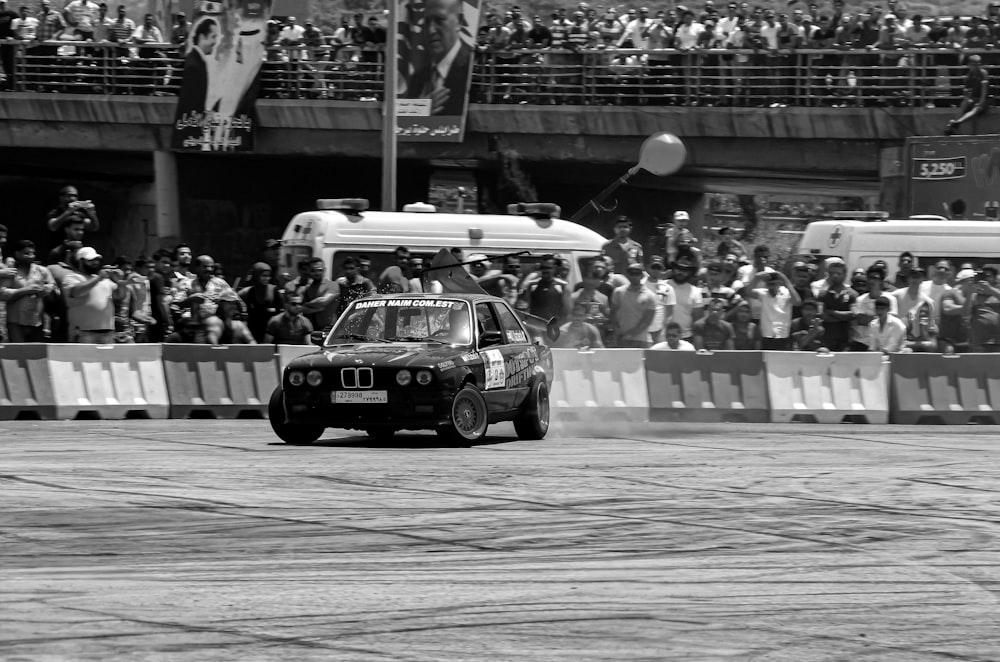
{"left": 437, "top": 384, "right": 489, "bottom": 444}
{"left": 268, "top": 387, "right": 324, "bottom": 445}
{"left": 513, "top": 379, "right": 550, "bottom": 440}
{"left": 365, "top": 427, "right": 396, "bottom": 442}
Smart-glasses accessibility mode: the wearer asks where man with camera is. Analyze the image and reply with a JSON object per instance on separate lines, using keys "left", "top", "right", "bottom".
{"left": 46, "top": 185, "right": 100, "bottom": 261}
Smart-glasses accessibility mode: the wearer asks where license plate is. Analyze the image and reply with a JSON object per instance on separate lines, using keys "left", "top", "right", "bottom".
{"left": 333, "top": 390, "right": 388, "bottom": 404}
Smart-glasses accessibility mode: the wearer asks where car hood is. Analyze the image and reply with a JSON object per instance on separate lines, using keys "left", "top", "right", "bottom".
{"left": 288, "top": 343, "right": 470, "bottom": 370}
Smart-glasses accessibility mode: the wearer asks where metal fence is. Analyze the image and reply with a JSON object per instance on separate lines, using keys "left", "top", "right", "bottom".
{"left": 1, "top": 40, "right": 995, "bottom": 108}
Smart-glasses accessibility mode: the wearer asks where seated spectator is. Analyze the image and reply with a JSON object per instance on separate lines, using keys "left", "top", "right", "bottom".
{"left": 264, "top": 293, "right": 314, "bottom": 344}
{"left": 207, "top": 290, "right": 256, "bottom": 344}
{"left": 946, "top": 55, "right": 990, "bottom": 135}
{"left": 869, "top": 295, "right": 907, "bottom": 353}
{"left": 175, "top": 254, "right": 233, "bottom": 343}
{"left": 790, "top": 298, "right": 826, "bottom": 351}
{"left": 692, "top": 298, "right": 735, "bottom": 350}
{"left": 554, "top": 303, "right": 604, "bottom": 349}
{"left": 651, "top": 321, "right": 696, "bottom": 350}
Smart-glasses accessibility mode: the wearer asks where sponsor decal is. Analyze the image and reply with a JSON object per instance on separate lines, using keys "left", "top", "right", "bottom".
{"left": 436, "top": 360, "right": 456, "bottom": 370}
{"left": 460, "top": 352, "right": 479, "bottom": 362}
{"left": 503, "top": 349, "right": 538, "bottom": 389}
{"left": 505, "top": 330, "right": 528, "bottom": 343}
{"left": 483, "top": 349, "right": 506, "bottom": 389}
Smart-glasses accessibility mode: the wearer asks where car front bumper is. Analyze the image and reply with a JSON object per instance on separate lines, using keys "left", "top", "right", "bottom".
{"left": 282, "top": 386, "right": 456, "bottom": 430}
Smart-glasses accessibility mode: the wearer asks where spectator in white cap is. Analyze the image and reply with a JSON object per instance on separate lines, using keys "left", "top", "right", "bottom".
{"left": 946, "top": 55, "right": 990, "bottom": 135}
{"left": 466, "top": 253, "right": 490, "bottom": 279}
{"left": 62, "top": 246, "right": 118, "bottom": 343}
{"left": 670, "top": 210, "right": 698, "bottom": 261}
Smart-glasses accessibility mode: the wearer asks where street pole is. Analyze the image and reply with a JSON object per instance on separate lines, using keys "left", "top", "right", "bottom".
{"left": 381, "top": 0, "right": 398, "bottom": 211}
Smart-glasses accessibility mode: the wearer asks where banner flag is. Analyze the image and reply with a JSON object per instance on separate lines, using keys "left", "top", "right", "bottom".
{"left": 395, "top": 0, "right": 481, "bottom": 142}
{"left": 171, "top": 0, "right": 271, "bottom": 151}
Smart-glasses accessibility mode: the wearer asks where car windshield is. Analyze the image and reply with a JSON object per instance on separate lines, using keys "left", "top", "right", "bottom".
{"left": 327, "top": 298, "right": 473, "bottom": 346}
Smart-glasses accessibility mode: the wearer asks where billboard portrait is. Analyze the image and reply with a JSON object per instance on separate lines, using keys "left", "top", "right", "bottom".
{"left": 172, "top": 0, "right": 272, "bottom": 151}
{"left": 396, "top": 0, "right": 481, "bottom": 142}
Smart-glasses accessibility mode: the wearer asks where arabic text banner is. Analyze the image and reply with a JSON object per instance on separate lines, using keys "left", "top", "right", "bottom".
{"left": 396, "top": 0, "right": 481, "bottom": 143}
{"left": 172, "top": 0, "right": 272, "bottom": 152}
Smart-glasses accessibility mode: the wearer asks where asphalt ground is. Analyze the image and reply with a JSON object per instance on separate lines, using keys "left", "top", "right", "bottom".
{"left": 2, "top": 420, "right": 998, "bottom": 662}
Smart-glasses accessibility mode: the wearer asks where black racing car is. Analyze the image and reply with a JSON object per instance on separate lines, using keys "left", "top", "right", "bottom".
{"left": 269, "top": 293, "right": 554, "bottom": 445}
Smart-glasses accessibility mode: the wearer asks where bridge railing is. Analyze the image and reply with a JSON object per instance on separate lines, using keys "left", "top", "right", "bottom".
{"left": 1, "top": 40, "right": 995, "bottom": 108}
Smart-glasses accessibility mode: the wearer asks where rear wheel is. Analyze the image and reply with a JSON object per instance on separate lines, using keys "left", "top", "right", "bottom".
{"left": 513, "top": 379, "right": 550, "bottom": 440}
{"left": 268, "top": 388, "right": 324, "bottom": 445}
{"left": 365, "top": 427, "right": 396, "bottom": 442}
{"left": 437, "top": 384, "right": 489, "bottom": 444}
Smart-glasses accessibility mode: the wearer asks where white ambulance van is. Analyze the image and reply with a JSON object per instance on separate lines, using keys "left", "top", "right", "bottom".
{"left": 277, "top": 199, "right": 608, "bottom": 287}
{"left": 795, "top": 212, "right": 1000, "bottom": 272}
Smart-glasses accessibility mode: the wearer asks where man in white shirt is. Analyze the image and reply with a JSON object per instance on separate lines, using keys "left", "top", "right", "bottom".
{"left": 869, "top": 296, "right": 907, "bottom": 353}
{"left": 617, "top": 6, "right": 651, "bottom": 48}
{"left": 12, "top": 6, "right": 39, "bottom": 40}
{"left": 741, "top": 270, "right": 801, "bottom": 350}
{"left": 280, "top": 16, "right": 306, "bottom": 60}
{"left": 666, "top": 256, "right": 704, "bottom": 341}
{"left": 651, "top": 322, "right": 696, "bottom": 350}
{"left": 892, "top": 267, "right": 935, "bottom": 321}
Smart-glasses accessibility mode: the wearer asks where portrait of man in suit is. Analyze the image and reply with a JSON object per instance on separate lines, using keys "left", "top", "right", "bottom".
{"left": 402, "top": 0, "right": 473, "bottom": 116}
{"left": 178, "top": 18, "right": 219, "bottom": 115}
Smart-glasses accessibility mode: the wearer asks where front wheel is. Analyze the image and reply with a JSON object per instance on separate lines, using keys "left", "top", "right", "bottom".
{"left": 513, "top": 379, "right": 550, "bottom": 440}
{"left": 437, "top": 384, "right": 489, "bottom": 444}
{"left": 268, "top": 387, "right": 324, "bottom": 445}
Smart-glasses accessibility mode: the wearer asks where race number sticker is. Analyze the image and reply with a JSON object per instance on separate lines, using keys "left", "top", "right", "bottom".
{"left": 483, "top": 350, "right": 506, "bottom": 389}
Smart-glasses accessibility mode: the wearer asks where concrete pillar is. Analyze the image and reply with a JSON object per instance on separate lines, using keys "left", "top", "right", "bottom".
{"left": 153, "top": 149, "right": 181, "bottom": 243}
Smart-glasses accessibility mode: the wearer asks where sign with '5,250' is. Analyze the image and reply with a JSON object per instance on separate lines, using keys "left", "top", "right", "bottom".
{"left": 911, "top": 156, "right": 967, "bottom": 180}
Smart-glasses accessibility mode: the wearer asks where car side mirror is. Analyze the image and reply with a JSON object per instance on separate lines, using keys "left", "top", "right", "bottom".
{"left": 480, "top": 330, "right": 504, "bottom": 347}
{"left": 310, "top": 331, "right": 325, "bottom": 346}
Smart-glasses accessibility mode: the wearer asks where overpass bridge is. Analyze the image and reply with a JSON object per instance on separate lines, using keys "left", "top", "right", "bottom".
{"left": 1, "top": 46, "right": 997, "bottom": 271}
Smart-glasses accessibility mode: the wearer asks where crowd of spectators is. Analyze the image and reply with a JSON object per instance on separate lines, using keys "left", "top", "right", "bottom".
{"left": 1, "top": 187, "right": 997, "bottom": 352}
{"left": 0, "top": 0, "right": 994, "bottom": 113}
{"left": 519, "top": 212, "right": 998, "bottom": 353}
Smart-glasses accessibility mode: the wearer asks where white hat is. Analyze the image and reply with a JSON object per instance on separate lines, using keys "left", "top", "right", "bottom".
{"left": 884, "top": 12, "right": 897, "bottom": 19}
{"left": 673, "top": 210, "right": 691, "bottom": 221}
{"left": 76, "top": 246, "right": 102, "bottom": 261}
{"left": 467, "top": 253, "right": 489, "bottom": 263}
{"left": 956, "top": 268, "right": 976, "bottom": 281}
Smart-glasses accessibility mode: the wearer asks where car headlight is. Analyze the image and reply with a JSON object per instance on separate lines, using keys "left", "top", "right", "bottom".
{"left": 288, "top": 371, "right": 305, "bottom": 386}
{"left": 306, "top": 370, "right": 323, "bottom": 387}
{"left": 396, "top": 369, "right": 412, "bottom": 386}
{"left": 416, "top": 370, "right": 433, "bottom": 385}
